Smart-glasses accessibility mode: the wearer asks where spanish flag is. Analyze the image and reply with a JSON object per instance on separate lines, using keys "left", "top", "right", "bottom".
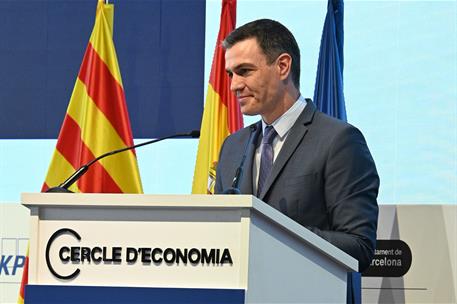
{"left": 192, "top": 0, "right": 243, "bottom": 194}
{"left": 18, "top": 1, "right": 142, "bottom": 302}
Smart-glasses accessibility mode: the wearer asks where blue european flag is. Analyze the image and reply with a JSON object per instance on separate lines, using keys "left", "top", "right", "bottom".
{"left": 313, "top": 0, "right": 347, "bottom": 121}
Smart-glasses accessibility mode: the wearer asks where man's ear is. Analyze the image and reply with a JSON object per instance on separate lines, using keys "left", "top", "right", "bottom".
{"left": 276, "top": 53, "right": 292, "bottom": 81}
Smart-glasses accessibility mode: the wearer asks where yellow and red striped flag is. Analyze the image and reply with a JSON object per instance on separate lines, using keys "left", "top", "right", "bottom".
{"left": 41, "top": 0, "right": 142, "bottom": 194}
{"left": 18, "top": 1, "right": 142, "bottom": 302}
{"left": 17, "top": 247, "right": 28, "bottom": 304}
{"left": 192, "top": 0, "right": 243, "bottom": 194}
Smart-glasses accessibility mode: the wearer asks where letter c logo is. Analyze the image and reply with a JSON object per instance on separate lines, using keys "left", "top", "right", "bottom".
{"left": 45, "top": 228, "right": 81, "bottom": 280}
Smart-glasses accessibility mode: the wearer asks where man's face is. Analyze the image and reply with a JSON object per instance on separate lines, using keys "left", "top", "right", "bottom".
{"left": 225, "top": 38, "right": 283, "bottom": 119}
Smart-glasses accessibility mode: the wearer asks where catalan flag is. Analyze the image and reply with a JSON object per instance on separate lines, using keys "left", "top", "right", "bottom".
{"left": 18, "top": 1, "right": 142, "bottom": 302}
{"left": 192, "top": 0, "right": 243, "bottom": 194}
{"left": 41, "top": 1, "right": 142, "bottom": 193}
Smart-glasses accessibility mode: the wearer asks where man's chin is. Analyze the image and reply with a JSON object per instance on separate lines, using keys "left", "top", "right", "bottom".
{"left": 241, "top": 112, "right": 254, "bottom": 116}
{"left": 241, "top": 111, "right": 258, "bottom": 117}
{"left": 240, "top": 107, "right": 259, "bottom": 117}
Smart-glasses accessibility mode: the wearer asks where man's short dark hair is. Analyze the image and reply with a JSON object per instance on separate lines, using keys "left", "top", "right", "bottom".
{"left": 222, "top": 19, "right": 301, "bottom": 89}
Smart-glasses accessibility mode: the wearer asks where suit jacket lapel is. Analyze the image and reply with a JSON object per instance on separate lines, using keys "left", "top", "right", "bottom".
{"left": 240, "top": 122, "right": 262, "bottom": 195}
{"left": 259, "top": 102, "right": 317, "bottom": 200}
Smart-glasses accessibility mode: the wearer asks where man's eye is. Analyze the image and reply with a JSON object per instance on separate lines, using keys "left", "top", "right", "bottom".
{"left": 239, "top": 69, "right": 248, "bottom": 75}
{"left": 237, "top": 68, "right": 252, "bottom": 76}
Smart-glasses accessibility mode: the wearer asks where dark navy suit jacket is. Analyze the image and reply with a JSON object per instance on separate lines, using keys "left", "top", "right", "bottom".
{"left": 215, "top": 101, "right": 379, "bottom": 271}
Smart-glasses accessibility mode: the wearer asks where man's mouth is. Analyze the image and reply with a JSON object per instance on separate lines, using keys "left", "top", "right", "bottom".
{"left": 237, "top": 95, "right": 251, "bottom": 104}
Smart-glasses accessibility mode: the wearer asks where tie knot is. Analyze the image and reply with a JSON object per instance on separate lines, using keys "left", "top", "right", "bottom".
{"left": 262, "top": 126, "right": 277, "bottom": 144}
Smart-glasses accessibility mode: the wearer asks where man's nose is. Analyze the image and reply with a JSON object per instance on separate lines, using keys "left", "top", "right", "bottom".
{"left": 230, "top": 74, "right": 243, "bottom": 92}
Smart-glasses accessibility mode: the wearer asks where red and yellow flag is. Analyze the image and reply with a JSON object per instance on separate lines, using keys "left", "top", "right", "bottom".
{"left": 18, "top": 1, "right": 142, "bottom": 302}
{"left": 192, "top": 0, "right": 243, "bottom": 194}
{"left": 41, "top": 0, "right": 142, "bottom": 193}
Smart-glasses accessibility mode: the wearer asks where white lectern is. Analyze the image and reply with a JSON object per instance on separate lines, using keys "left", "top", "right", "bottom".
{"left": 22, "top": 193, "right": 358, "bottom": 303}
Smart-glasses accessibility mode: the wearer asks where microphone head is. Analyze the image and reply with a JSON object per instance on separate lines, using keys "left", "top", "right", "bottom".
{"left": 249, "top": 124, "right": 257, "bottom": 132}
{"left": 190, "top": 130, "right": 200, "bottom": 138}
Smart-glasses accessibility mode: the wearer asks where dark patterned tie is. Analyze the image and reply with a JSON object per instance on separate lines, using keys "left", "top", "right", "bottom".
{"left": 257, "top": 126, "right": 277, "bottom": 197}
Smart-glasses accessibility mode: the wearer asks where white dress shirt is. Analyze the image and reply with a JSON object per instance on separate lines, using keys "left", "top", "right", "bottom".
{"left": 252, "top": 95, "right": 307, "bottom": 194}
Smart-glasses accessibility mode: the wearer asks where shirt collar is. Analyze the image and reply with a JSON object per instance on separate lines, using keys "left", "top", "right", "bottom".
{"left": 262, "top": 95, "right": 307, "bottom": 139}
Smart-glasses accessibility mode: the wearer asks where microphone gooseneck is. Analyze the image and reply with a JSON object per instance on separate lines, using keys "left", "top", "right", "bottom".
{"left": 46, "top": 130, "right": 200, "bottom": 193}
{"left": 223, "top": 124, "right": 258, "bottom": 194}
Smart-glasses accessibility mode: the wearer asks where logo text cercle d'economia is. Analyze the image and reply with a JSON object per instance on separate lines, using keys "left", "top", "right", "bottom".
{"left": 45, "top": 228, "right": 233, "bottom": 280}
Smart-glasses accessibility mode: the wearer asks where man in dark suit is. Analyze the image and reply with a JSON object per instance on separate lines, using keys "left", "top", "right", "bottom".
{"left": 215, "top": 19, "right": 379, "bottom": 272}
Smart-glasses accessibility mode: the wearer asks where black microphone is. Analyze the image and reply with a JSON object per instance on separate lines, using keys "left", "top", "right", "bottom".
{"left": 46, "top": 130, "right": 200, "bottom": 193}
{"left": 223, "top": 124, "right": 258, "bottom": 194}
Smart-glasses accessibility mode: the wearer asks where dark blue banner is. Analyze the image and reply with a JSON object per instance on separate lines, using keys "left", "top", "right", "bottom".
{"left": 26, "top": 285, "right": 245, "bottom": 304}
{"left": 0, "top": 0, "right": 205, "bottom": 139}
